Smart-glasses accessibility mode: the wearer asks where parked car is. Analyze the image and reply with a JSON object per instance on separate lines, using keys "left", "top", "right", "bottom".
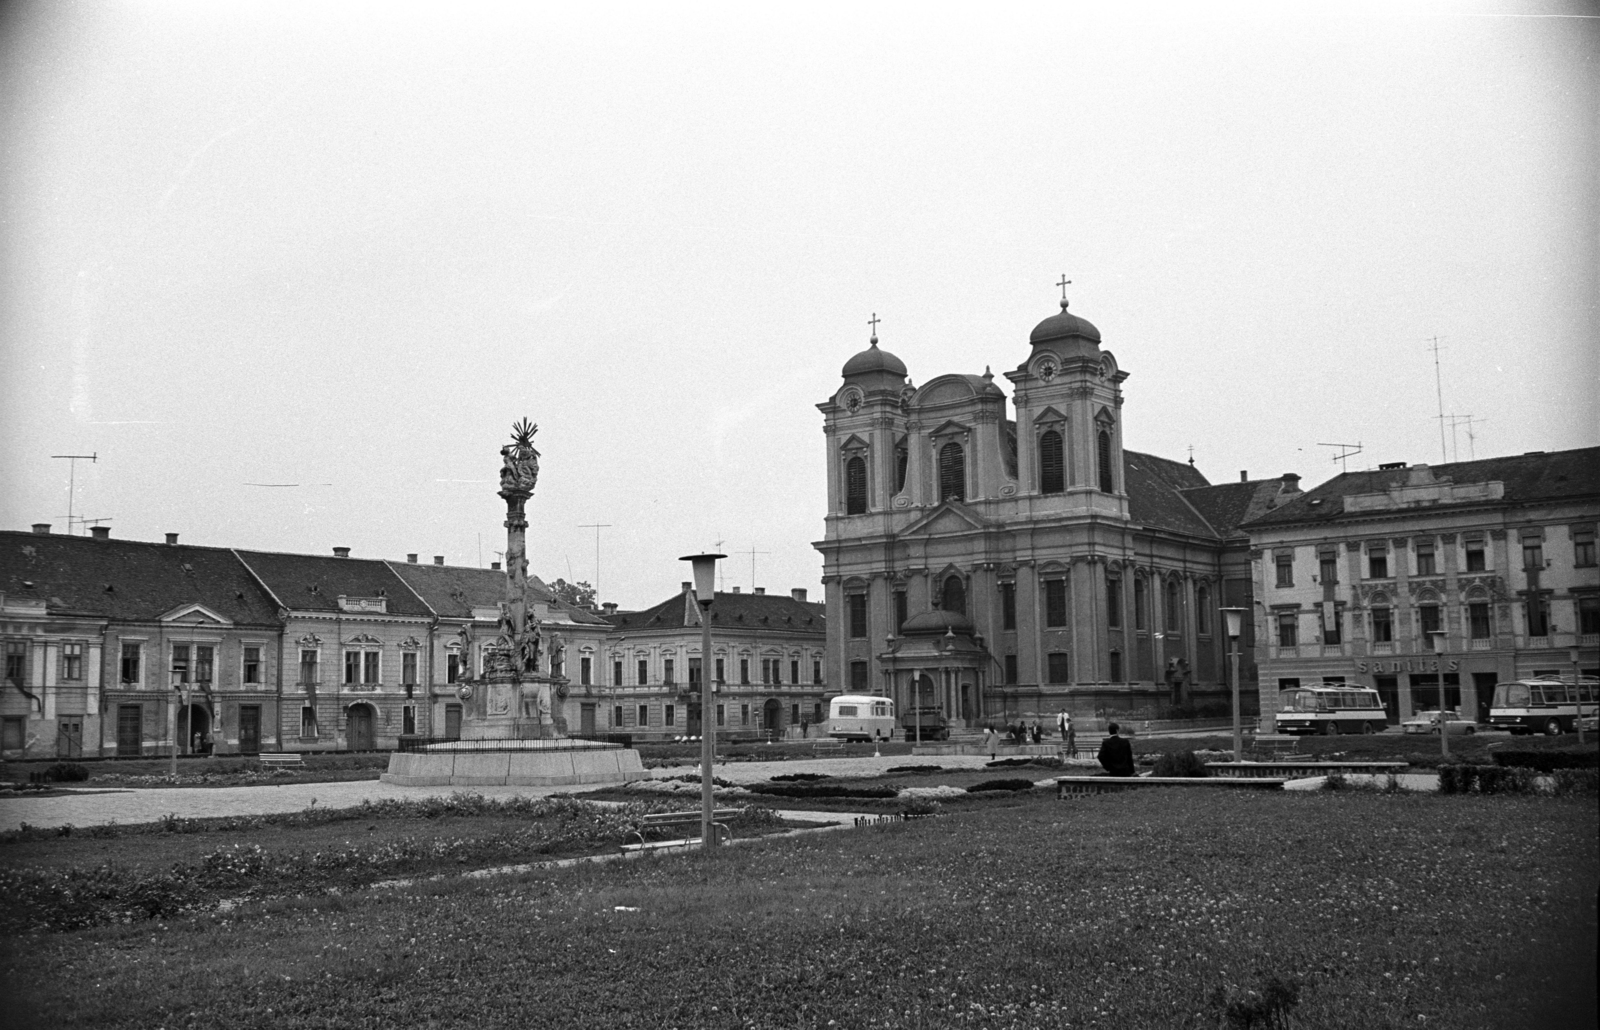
{"left": 1577, "top": 713, "right": 1598, "bottom": 734}
{"left": 1401, "top": 709, "right": 1477, "bottom": 735}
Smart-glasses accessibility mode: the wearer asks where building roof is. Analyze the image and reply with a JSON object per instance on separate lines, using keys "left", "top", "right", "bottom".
{"left": 1243, "top": 447, "right": 1600, "bottom": 529}
{"left": 1181, "top": 478, "right": 1294, "bottom": 539}
{"left": 1122, "top": 451, "right": 1219, "bottom": 540}
{"left": 233, "top": 549, "right": 434, "bottom": 617}
{"left": 606, "top": 589, "right": 825, "bottom": 634}
{"left": 386, "top": 561, "right": 610, "bottom": 626}
{"left": 0, "top": 531, "right": 281, "bottom": 623}
{"left": 1028, "top": 300, "right": 1102, "bottom": 344}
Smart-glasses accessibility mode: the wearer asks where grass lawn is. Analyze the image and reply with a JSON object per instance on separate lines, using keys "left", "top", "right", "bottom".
{"left": 1, "top": 789, "right": 1592, "bottom": 1029}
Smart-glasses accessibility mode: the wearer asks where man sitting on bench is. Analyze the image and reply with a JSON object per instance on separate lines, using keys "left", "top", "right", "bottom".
{"left": 1097, "top": 723, "right": 1136, "bottom": 777}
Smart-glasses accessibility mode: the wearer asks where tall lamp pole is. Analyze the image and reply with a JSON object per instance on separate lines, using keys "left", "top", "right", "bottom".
{"left": 1571, "top": 647, "right": 1585, "bottom": 745}
{"left": 1221, "top": 608, "right": 1247, "bottom": 762}
{"left": 682, "top": 553, "right": 725, "bottom": 849}
{"left": 1428, "top": 630, "right": 1449, "bottom": 759}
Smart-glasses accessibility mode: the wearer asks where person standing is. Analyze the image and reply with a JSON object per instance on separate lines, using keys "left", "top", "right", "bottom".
{"left": 985, "top": 725, "right": 999, "bottom": 759}
{"left": 1097, "top": 722, "right": 1136, "bottom": 777}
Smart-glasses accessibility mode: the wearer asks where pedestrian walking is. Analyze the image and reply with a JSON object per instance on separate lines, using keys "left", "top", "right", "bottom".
{"left": 985, "top": 725, "right": 999, "bottom": 758}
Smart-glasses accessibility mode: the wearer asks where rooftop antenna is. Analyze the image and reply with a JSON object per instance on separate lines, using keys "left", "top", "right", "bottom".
{"left": 579, "top": 523, "right": 612, "bottom": 605}
{"left": 712, "top": 536, "right": 727, "bottom": 591}
{"left": 51, "top": 453, "right": 97, "bottom": 535}
{"left": 1443, "top": 414, "right": 1479, "bottom": 463}
{"left": 1186, "top": 444, "right": 1195, "bottom": 467}
{"left": 1318, "top": 441, "right": 1364, "bottom": 474}
{"left": 1426, "top": 335, "right": 1448, "bottom": 464}
{"left": 742, "top": 545, "right": 771, "bottom": 593}
{"left": 1461, "top": 415, "right": 1485, "bottom": 460}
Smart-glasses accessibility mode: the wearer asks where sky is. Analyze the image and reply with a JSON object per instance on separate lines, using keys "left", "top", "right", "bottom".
{"left": 2, "top": 0, "right": 1596, "bottom": 611}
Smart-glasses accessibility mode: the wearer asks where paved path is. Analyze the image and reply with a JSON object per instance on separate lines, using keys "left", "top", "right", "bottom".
{"left": 0, "top": 753, "right": 1013, "bottom": 831}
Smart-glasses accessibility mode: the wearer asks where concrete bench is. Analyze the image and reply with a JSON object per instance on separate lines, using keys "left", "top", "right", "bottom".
{"left": 1056, "top": 775, "right": 1287, "bottom": 797}
{"left": 258, "top": 753, "right": 304, "bottom": 768}
{"left": 811, "top": 739, "right": 845, "bottom": 753}
{"left": 621, "top": 808, "right": 740, "bottom": 853}
{"left": 1208, "top": 761, "right": 1409, "bottom": 779}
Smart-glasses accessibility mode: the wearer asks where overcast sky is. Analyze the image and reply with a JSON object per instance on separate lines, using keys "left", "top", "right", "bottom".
{"left": 2, "top": 1, "right": 1595, "bottom": 610}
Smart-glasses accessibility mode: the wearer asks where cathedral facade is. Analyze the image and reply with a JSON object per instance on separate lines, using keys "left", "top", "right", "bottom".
{"left": 815, "top": 297, "right": 1272, "bottom": 730}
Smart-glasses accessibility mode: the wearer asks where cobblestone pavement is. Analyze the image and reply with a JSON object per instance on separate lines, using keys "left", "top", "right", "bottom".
{"left": 0, "top": 753, "right": 1009, "bottom": 831}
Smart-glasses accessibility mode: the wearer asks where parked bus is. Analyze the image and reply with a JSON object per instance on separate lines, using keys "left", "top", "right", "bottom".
{"left": 1274, "top": 684, "right": 1388, "bottom": 736}
{"left": 900, "top": 706, "right": 950, "bottom": 742}
{"left": 1488, "top": 677, "right": 1599, "bottom": 736}
{"left": 827, "top": 695, "right": 897, "bottom": 742}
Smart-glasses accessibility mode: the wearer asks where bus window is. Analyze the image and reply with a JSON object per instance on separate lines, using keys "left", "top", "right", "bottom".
{"left": 838, "top": 706, "right": 858, "bottom": 717}
{"left": 1503, "top": 683, "right": 1529, "bottom": 707}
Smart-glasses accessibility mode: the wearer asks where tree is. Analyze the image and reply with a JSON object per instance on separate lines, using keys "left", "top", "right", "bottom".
{"left": 548, "top": 578, "right": 597, "bottom": 610}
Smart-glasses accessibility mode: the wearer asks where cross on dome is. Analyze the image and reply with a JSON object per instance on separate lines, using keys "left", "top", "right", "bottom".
{"left": 1056, "top": 275, "right": 1072, "bottom": 310}
{"left": 868, "top": 312, "right": 881, "bottom": 345}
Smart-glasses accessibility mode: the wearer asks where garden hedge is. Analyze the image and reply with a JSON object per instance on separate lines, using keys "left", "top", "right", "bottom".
{"left": 1490, "top": 746, "right": 1599, "bottom": 773}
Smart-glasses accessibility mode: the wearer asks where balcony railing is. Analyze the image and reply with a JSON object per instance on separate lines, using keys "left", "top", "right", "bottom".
{"left": 1371, "top": 642, "right": 1394, "bottom": 655}
{"left": 1526, "top": 636, "right": 1550, "bottom": 649}
{"left": 1468, "top": 638, "right": 1493, "bottom": 651}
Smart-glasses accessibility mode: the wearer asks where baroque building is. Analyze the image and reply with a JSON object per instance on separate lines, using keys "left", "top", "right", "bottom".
{"left": 1243, "top": 448, "right": 1600, "bottom": 727}
{"left": 602, "top": 584, "right": 828, "bottom": 741}
{"left": 815, "top": 297, "right": 1274, "bottom": 731}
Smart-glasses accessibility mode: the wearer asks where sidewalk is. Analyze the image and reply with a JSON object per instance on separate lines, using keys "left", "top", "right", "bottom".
{"left": 0, "top": 753, "right": 1004, "bottom": 831}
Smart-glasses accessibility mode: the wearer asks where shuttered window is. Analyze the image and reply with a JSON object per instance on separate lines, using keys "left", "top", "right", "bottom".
{"left": 1039, "top": 430, "right": 1064, "bottom": 494}
{"left": 1097, "top": 430, "right": 1114, "bottom": 493}
{"left": 939, "top": 443, "right": 965, "bottom": 502}
{"left": 845, "top": 455, "right": 867, "bottom": 514}
{"left": 895, "top": 443, "right": 908, "bottom": 493}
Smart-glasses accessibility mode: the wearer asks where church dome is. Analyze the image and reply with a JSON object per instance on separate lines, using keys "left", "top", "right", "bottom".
{"left": 899, "top": 609, "right": 975, "bottom": 636}
{"left": 842, "top": 339, "right": 908, "bottom": 378}
{"left": 1029, "top": 300, "right": 1101, "bottom": 344}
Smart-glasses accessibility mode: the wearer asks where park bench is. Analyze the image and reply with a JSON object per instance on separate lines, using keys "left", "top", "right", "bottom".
{"left": 1208, "top": 760, "right": 1408, "bottom": 780}
{"left": 621, "top": 808, "right": 740, "bottom": 853}
{"left": 811, "top": 739, "right": 845, "bottom": 754}
{"left": 258, "top": 753, "right": 304, "bottom": 768}
{"left": 1250, "top": 735, "right": 1310, "bottom": 762}
{"left": 1056, "top": 775, "right": 1287, "bottom": 797}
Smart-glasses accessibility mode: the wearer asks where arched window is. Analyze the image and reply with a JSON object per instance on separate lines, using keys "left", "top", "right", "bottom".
{"left": 1097, "top": 430, "right": 1114, "bottom": 493}
{"left": 845, "top": 455, "right": 867, "bottom": 515}
{"left": 1196, "top": 586, "right": 1211, "bottom": 634}
{"left": 941, "top": 575, "right": 966, "bottom": 616}
{"left": 894, "top": 442, "right": 908, "bottom": 493}
{"left": 1166, "top": 579, "right": 1182, "bottom": 630}
{"left": 1134, "top": 576, "right": 1148, "bottom": 630}
{"left": 939, "top": 443, "right": 965, "bottom": 502}
{"left": 1039, "top": 430, "right": 1064, "bottom": 494}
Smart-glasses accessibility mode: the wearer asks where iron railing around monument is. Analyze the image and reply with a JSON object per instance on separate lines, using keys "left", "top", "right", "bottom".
{"left": 395, "top": 732, "right": 633, "bottom": 753}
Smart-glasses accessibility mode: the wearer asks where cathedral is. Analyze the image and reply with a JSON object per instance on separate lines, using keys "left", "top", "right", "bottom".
{"left": 815, "top": 293, "right": 1282, "bottom": 730}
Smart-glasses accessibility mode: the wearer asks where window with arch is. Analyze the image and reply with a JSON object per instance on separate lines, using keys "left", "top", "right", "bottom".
{"left": 938, "top": 442, "right": 966, "bottom": 502}
{"left": 1196, "top": 586, "right": 1211, "bottom": 634}
{"left": 941, "top": 575, "right": 967, "bottom": 616}
{"left": 1097, "top": 430, "right": 1114, "bottom": 493}
{"left": 1134, "top": 577, "right": 1148, "bottom": 631}
{"left": 894, "top": 441, "right": 908, "bottom": 493}
{"left": 845, "top": 454, "right": 867, "bottom": 514}
{"left": 1165, "top": 579, "right": 1182, "bottom": 630}
{"left": 1039, "top": 429, "right": 1064, "bottom": 494}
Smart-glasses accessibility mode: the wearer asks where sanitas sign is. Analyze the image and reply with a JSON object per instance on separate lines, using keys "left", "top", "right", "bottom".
{"left": 1356, "top": 659, "right": 1461, "bottom": 673}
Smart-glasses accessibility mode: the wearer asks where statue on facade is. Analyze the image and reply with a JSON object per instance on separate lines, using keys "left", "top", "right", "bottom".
{"left": 499, "top": 419, "right": 540, "bottom": 496}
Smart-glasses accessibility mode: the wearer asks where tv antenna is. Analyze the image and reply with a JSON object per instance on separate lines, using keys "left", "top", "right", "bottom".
{"left": 1426, "top": 335, "right": 1448, "bottom": 464}
{"left": 51, "top": 453, "right": 98, "bottom": 534}
{"left": 1443, "top": 414, "right": 1483, "bottom": 462}
{"left": 1318, "top": 442, "right": 1364, "bottom": 474}
{"left": 741, "top": 545, "right": 771, "bottom": 593}
{"left": 578, "top": 523, "right": 611, "bottom": 606}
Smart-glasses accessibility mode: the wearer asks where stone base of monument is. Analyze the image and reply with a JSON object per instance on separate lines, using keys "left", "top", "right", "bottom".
{"left": 380, "top": 738, "right": 647, "bottom": 788}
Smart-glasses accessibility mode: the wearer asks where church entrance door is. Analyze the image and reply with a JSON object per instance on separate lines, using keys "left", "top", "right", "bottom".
{"left": 762, "top": 699, "right": 781, "bottom": 735}
{"left": 347, "top": 705, "right": 375, "bottom": 750}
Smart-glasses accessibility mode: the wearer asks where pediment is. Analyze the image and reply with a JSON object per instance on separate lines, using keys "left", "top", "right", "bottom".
{"left": 903, "top": 502, "right": 994, "bottom": 537}
{"left": 1033, "top": 405, "right": 1068, "bottom": 426}
{"left": 1094, "top": 405, "right": 1116, "bottom": 426}
{"left": 159, "top": 603, "right": 233, "bottom": 627}
{"left": 839, "top": 433, "right": 872, "bottom": 452}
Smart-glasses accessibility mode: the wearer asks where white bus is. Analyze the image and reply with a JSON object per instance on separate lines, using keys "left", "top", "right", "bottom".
{"left": 1488, "top": 677, "right": 1599, "bottom": 736}
{"left": 827, "top": 695, "right": 897, "bottom": 742}
{"left": 1275, "top": 684, "right": 1388, "bottom": 736}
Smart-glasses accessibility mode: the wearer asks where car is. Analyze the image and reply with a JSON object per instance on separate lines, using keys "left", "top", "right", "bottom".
{"left": 1401, "top": 709, "right": 1477, "bottom": 735}
{"left": 1578, "top": 713, "right": 1598, "bottom": 734}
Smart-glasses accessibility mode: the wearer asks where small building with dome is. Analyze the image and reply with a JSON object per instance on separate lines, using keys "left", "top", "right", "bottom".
{"left": 815, "top": 294, "right": 1286, "bottom": 730}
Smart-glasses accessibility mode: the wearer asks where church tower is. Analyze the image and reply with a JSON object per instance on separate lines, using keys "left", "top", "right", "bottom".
{"left": 1004, "top": 290, "right": 1129, "bottom": 517}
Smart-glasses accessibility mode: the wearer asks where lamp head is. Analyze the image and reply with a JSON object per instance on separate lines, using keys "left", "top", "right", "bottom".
{"left": 678, "top": 553, "right": 725, "bottom": 605}
{"left": 1220, "top": 607, "right": 1247, "bottom": 639}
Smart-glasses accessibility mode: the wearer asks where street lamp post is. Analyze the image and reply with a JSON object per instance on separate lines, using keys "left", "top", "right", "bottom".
{"left": 1428, "top": 630, "right": 1449, "bottom": 759}
{"left": 1221, "top": 608, "right": 1247, "bottom": 762}
{"left": 1571, "top": 647, "right": 1585, "bottom": 745}
{"left": 681, "top": 552, "right": 725, "bottom": 850}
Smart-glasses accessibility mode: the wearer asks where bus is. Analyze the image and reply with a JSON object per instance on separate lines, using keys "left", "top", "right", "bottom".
{"left": 1488, "top": 677, "right": 1598, "bottom": 736}
{"left": 827, "top": 695, "right": 897, "bottom": 742}
{"left": 1274, "top": 684, "right": 1388, "bottom": 736}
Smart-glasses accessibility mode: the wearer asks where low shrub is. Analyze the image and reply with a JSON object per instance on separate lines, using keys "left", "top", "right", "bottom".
{"left": 886, "top": 765, "right": 945, "bottom": 774}
{"left": 899, "top": 795, "right": 943, "bottom": 817}
{"left": 1437, "top": 764, "right": 1478, "bottom": 794}
{"left": 965, "top": 778, "right": 1036, "bottom": 793}
{"left": 1151, "top": 751, "right": 1210, "bottom": 778}
{"left": 770, "top": 772, "right": 830, "bottom": 782}
{"left": 1491, "top": 746, "right": 1599, "bottom": 773}
{"left": 745, "top": 783, "right": 898, "bottom": 799}
{"left": 1551, "top": 767, "right": 1600, "bottom": 796}
{"left": 984, "top": 758, "right": 1036, "bottom": 768}
{"left": 42, "top": 763, "right": 89, "bottom": 783}
{"left": 1476, "top": 765, "right": 1540, "bottom": 795}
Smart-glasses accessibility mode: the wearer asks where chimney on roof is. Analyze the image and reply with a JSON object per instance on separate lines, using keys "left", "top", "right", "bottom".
{"left": 490, "top": 561, "right": 501, "bottom": 571}
{"left": 91, "top": 526, "right": 110, "bottom": 540}
{"left": 407, "top": 553, "right": 418, "bottom": 564}
{"left": 1280, "top": 473, "right": 1301, "bottom": 494}
{"left": 681, "top": 581, "right": 692, "bottom": 593}
{"left": 32, "top": 523, "right": 50, "bottom": 534}
{"left": 433, "top": 555, "right": 444, "bottom": 566}
{"left": 754, "top": 587, "right": 766, "bottom": 595}
{"left": 166, "top": 533, "right": 179, "bottom": 545}
{"left": 732, "top": 586, "right": 741, "bottom": 593}
{"left": 602, "top": 602, "right": 618, "bottom": 616}
{"left": 333, "top": 547, "right": 351, "bottom": 558}
{"left": 1239, "top": 471, "right": 1248, "bottom": 483}
{"left": 791, "top": 588, "right": 807, "bottom": 602}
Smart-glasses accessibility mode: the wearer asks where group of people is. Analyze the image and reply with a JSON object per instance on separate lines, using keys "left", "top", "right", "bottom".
{"left": 978, "top": 710, "right": 1136, "bottom": 777}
